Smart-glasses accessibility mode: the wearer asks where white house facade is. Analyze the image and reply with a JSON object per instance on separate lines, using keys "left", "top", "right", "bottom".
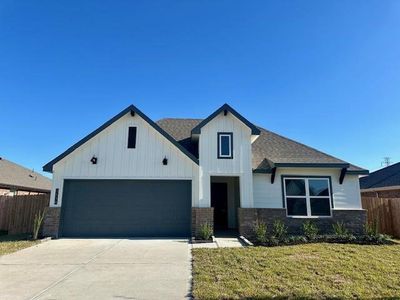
{"left": 43, "top": 104, "right": 368, "bottom": 238}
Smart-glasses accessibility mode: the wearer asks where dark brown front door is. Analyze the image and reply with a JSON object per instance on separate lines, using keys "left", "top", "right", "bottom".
{"left": 211, "top": 182, "right": 228, "bottom": 230}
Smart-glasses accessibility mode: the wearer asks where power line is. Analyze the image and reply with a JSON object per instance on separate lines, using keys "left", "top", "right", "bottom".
{"left": 381, "top": 157, "right": 391, "bottom": 167}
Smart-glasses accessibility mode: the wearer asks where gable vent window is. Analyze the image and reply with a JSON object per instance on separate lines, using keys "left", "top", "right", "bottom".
{"left": 127, "top": 127, "right": 137, "bottom": 149}
{"left": 217, "top": 132, "right": 233, "bottom": 159}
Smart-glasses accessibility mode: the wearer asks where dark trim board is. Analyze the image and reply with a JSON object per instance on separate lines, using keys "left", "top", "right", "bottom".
{"left": 274, "top": 162, "right": 350, "bottom": 168}
{"left": 347, "top": 170, "right": 369, "bottom": 175}
{"left": 253, "top": 162, "right": 352, "bottom": 174}
{"left": 43, "top": 105, "right": 199, "bottom": 172}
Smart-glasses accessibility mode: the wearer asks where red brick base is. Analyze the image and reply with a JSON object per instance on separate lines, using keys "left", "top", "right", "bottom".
{"left": 192, "top": 207, "right": 214, "bottom": 238}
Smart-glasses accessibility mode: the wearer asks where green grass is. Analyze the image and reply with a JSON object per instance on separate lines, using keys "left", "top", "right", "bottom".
{"left": 0, "top": 234, "right": 39, "bottom": 256}
{"left": 192, "top": 243, "right": 400, "bottom": 299}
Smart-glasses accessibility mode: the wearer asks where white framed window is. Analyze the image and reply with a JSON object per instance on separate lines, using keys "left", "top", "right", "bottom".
{"left": 217, "top": 132, "right": 233, "bottom": 159}
{"left": 283, "top": 177, "right": 332, "bottom": 217}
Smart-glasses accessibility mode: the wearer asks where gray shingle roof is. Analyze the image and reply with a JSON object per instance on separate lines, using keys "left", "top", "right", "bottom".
{"left": 0, "top": 157, "right": 51, "bottom": 192}
{"left": 360, "top": 162, "right": 400, "bottom": 189}
{"left": 156, "top": 118, "right": 367, "bottom": 173}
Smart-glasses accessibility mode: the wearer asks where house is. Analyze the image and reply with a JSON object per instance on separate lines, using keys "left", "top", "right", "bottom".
{"left": 0, "top": 157, "right": 51, "bottom": 196}
{"left": 360, "top": 162, "right": 400, "bottom": 198}
{"left": 42, "top": 104, "right": 368, "bottom": 238}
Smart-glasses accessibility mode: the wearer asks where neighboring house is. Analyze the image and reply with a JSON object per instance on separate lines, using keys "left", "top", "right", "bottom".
{"left": 360, "top": 162, "right": 400, "bottom": 198}
{"left": 0, "top": 157, "right": 51, "bottom": 196}
{"left": 42, "top": 104, "right": 368, "bottom": 238}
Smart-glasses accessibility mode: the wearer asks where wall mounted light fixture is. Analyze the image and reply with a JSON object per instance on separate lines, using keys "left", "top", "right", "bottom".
{"left": 162, "top": 157, "right": 168, "bottom": 165}
{"left": 90, "top": 156, "right": 98, "bottom": 164}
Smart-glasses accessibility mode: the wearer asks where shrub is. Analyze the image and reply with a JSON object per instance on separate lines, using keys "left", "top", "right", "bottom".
{"left": 198, "top": 222, "right": 213, "bottom": 240}
{"left": 302, "top": 221, "right": 319, "bottom": 240}
{"left": 32, "top": 208, "right": 47, "bottom": 240}
{"left": 272, "top": 220, "right": 288, "bottom": 241}
{"left": 286, "top": 235, "right": 307, "bottom": 245}
{"left": 332, "top": 221, "right": 349, "bottom": 236}
{"left": 253, "top": 220, "right": 267, "bottom": 244}
{"left": 365, "top": 219, "right": 379, "bottom": 237}
{"left": 320, "top": 234, "right": 356, "bottom": 244}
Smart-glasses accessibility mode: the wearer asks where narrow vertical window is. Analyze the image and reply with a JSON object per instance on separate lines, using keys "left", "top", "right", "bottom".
{"left": 217, "top": 132, "right": 233, "bottom": 159}
{"left": 54, "top": 188, "right": 59, "bottom": 205}
{"left": 127, "top": 127, "right": 137, "bottom": 149}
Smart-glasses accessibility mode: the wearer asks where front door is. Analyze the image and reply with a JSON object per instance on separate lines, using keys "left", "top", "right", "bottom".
{"left": 211, "top": 182, "right": 228, "bottom": 230}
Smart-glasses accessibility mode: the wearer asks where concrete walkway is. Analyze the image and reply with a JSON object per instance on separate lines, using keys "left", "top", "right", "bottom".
{"left": 0, "top": 239, "right": 191, "bottom": 300}
{"left": 191, "top": 237, "right": 244, "bottom": 249}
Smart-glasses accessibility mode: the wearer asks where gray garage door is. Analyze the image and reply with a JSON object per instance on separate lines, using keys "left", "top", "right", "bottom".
{"left": 60, "top": 179, "right": 191, "bottom": 237}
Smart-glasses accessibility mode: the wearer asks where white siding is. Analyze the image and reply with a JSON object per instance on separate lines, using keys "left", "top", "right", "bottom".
{"left": 198, "top": 113, "right": 253, "bottom": 207}
{"left": 50, "top": 113, "right": 199, "bottom": 207}
{"left": 253, "top": 168, "right": 362, "bottom": 210}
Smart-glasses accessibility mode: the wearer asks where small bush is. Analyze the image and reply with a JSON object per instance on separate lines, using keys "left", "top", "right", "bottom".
{"left": 302, "top": 221, "right": 319, "bottom": 240}
{"left": 332, "top": 221, "right": 349, "bottom": 236}
{"left": 285, "top": 235, "right": 308, "bottom": 245}
{"left": 362, "top": 219, "right": 391, "bottom": 245}
{"left": 317, "top": 234, "right": 357, "bottom": 244}
{"left": 32, "top": 208, "right": 47, "bottom": 240}
{"left": 198, "top": 222, "right": 213, "bottom": 240}
{"left": 253, "top": 220, "right": 267, "bottom": 244}
{"left": 272, "top": 220, "right": 288, "bottom": 241}
{"left": 360, "top": 233, "right": 391, "bottom": 245}
{"left": 365, "top": 219, "right": 379, "bottom": 237}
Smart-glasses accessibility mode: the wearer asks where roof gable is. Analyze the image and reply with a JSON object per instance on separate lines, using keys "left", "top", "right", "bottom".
{"left": 191, "top": 104, "right": 261, "bottom": 135}
{"left": 43, "top": 105, "right": 199, "bottom": 172}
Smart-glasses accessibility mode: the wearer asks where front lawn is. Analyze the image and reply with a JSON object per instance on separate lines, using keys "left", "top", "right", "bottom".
{"left": 192, "top": 243, "right": 400, "bottom": 299}
{"left": 0, "top": 234, "right": 39, "bottom": 256}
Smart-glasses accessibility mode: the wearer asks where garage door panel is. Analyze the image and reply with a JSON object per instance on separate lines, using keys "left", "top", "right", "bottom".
{"left": 60, "top": 179, "right": 191, "bottom": 237}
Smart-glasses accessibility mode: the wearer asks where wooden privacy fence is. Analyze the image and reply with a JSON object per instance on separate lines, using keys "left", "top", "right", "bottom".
{"left": 0, "top": 194, "right": 49, "bottom": 235}
{"left": 361, "top": 197, "right": 400, "bottom": 238}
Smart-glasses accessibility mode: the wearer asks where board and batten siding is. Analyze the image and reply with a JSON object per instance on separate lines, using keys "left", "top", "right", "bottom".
{"left": 50, "top": 113, "right": 199, "bottom": 208}
{"left": 253, "top": 168, "right": 362, "bottom": 210}
{"left": 198, "top": 112, "right": 254, "bottom": 208}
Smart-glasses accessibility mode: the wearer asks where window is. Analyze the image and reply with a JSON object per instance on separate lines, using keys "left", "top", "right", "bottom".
{"left": 283, "top": 177, "right": 332, "bottom": 217}
{"left": 217, "top": 132, "right": 233, "bottom": 159}
{"left": 54, "top": 188, "right": 59, "bottom": 205}
{"left": 127, "top": 127, "right": 137, "bottom": 148}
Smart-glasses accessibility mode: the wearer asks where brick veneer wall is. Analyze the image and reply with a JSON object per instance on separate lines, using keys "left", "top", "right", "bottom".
{"left": 42, "top": 207, "right": 61, "bottom": 238}
{"left": 238, "top": 208, "right": 366, "bottom": 239}
{"left": 192, "top": 207, "right": 214, "bottom": 238}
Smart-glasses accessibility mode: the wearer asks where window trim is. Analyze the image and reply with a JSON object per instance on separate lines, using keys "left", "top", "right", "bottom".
{"left": 217, "top": 132, "right": 233, "bottom": 159}
{"left": 281, "top": 175, "right": 333, "bottom": 218}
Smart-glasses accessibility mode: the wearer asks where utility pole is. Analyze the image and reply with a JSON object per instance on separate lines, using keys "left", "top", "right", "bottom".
{"left": 381, "top": 157, "right": 391, "bottom": 167}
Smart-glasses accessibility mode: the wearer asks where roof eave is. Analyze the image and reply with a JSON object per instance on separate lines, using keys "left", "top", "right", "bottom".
{"left": 0, "top": 183, "right": 51, "bottom": 193}
{"left": 253, "top": 162, "right": 354, "bottom": 173}
{"left": 347, "top": 170, "right": 369, "bottom": 175}
{"left": 273, "top": 162, "right": 350, "bottom": 168}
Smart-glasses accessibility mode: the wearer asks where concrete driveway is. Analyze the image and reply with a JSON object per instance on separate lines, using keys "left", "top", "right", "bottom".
{"left": 0, "top": 239, "right": 192, "bottom": 300}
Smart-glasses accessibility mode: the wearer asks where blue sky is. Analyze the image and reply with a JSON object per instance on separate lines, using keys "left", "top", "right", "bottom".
{"left": 1, "top": 1, "right": 399, "bottom": 177}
